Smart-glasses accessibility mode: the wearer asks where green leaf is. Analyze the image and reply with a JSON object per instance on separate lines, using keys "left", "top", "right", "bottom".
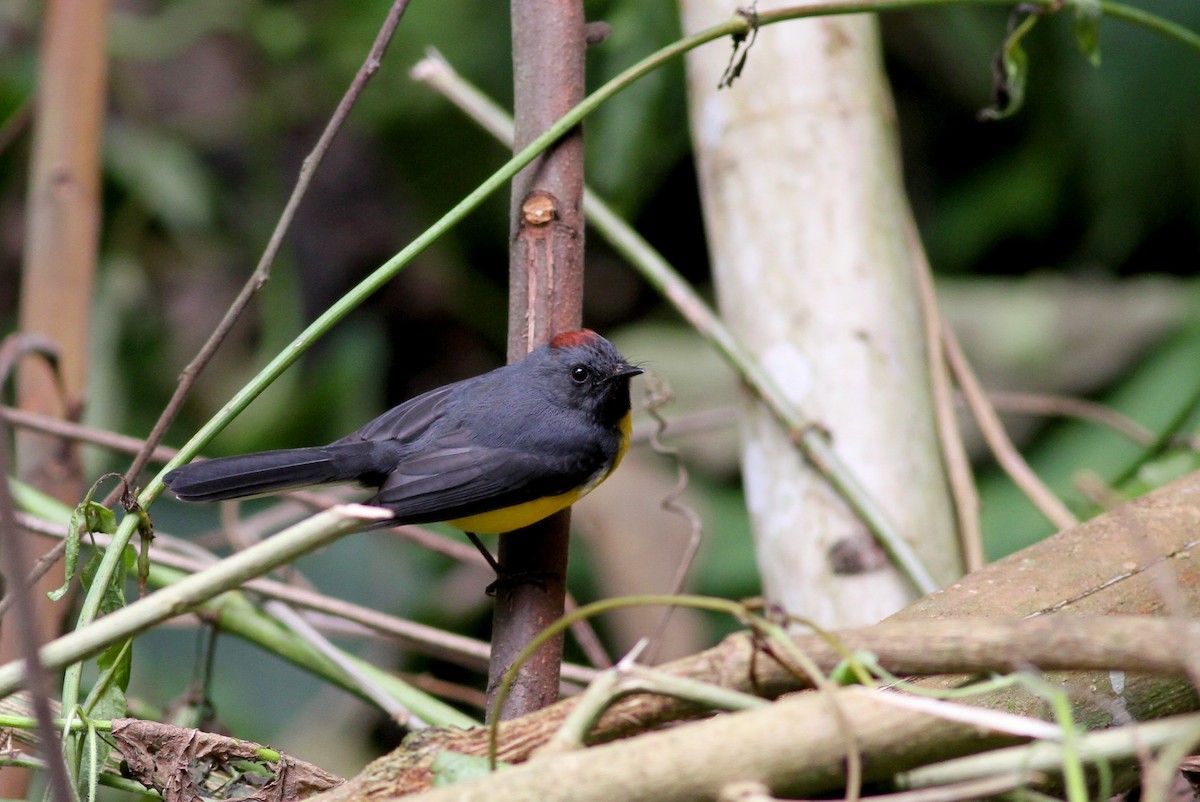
{"left": 430, "top": 751, "right": 505, "bottom": 786}
{"left": 1134, "top": 451, "right": 1200, "bottom": 493}
{"left": 48, "top": 480, "right": 118, "bottom": 601}
{"left": 80, "top": 510, "right": 131, "bottom": 623}
{"left": 979, "top": 13, "right": 1040, "bottom": 121}
{"left": 830, "top": 651, "right": 878, "bottom": 686}
{"left": 92, "top": 639, "right": 132, "bottom": 712}
{"left": 1073, "top": 0, "right": 1103, "bottom": 66}
{"left": 73, "top": 544, "right": 133, "bottom": 796}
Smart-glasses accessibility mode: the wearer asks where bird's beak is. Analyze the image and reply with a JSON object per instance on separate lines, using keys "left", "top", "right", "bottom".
{"left": 609, "top": 364, "right": 644, "bottom": 381}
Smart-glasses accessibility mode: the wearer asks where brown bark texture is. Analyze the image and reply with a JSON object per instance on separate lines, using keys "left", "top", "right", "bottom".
{"left": 489, "top": 0, "right": 588, "bottom": 720}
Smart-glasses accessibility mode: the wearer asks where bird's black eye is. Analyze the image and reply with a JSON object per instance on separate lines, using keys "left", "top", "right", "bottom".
{"left": 571, "top": 365, "right": 590, "bottom": 384}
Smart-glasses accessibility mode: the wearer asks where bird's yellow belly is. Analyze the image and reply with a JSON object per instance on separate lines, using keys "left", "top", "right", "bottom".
{"left": 448, "top": 488, "right": 583, "bottom": 534}
{"left": 447, "top": 411, "right": 633, "bottom": 535}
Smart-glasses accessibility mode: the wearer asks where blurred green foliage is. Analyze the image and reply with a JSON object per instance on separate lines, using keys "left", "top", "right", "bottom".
{"left": 1, "top": 0, "right": 1198, "bottom": 772}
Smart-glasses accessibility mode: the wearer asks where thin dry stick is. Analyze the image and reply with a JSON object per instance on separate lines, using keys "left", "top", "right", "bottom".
{"left": 113, "top": 0, "right": 414, "bottom": 503}
{"left": 0, "top": 405, "right": 178, "bottom": 463}
{"left": 629, "top": 406, "right": 736, "bottom": 444}
{"left": 0, "top": 540, "right": 66, "bottom": 619}
{"left": 941, "top": 323, "right": 1078, "bottom": 531}
{"left": 0, "top": 334, "right": 65, "bottom": 401}
{"left": 268, "top": 600, "right": 425, "bottom": 728}
{"left": 904, "top": 217, "right": 982, "bottom": 572}
{"left": 984, "top": 391, "right": 1158, "bottom": 447}
{"left": 641, "top": 377, "right": 703, "bottom": 665}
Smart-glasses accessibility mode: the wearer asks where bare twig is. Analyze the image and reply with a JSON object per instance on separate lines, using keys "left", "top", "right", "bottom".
{"left": 0, "top": 405, "right": 178, "bottom": 463}
{"left": 0, "top": 335, "right": 66, "bottom": 404}
{"left": 941, "top": 323, "right": 1078, "bottom": 531}
{"left": 984, "top": 391, "right": 1158, "bottom": 447}
{"left": 561, "top": 596, "right": 613, "bottom": 670}
{"left": 268, "top": 601, "right": 425, "bottom": 728}
{"left": 115, "top": 0, "right": 415, "bottom": 502}
{"left": 629, "top": 406, "right": 737, "bottom": 444}
{"left": 641, "top": 376, "right": 703, "bottom": 664}
{"left": 905, "top": 217, "right": 981, "bottom": 572}
{"left": 0, "top": 540, "right": 66, "bottom": 619}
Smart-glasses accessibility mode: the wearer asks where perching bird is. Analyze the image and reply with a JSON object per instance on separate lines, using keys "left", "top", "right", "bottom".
{"left": 164, "top": 329, "right": 642, "bottom": 539}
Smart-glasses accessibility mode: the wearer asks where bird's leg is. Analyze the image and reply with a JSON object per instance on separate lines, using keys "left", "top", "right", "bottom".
{"left": 465, "top": 531, "right": 502, "bottom": 574}
{"left": 464, "top": 531, "right": 551, "bottom": 595}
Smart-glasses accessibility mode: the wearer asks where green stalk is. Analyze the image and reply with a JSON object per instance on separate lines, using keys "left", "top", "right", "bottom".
{"left": 0, "top": 505, "right": 392, "bottom": 697}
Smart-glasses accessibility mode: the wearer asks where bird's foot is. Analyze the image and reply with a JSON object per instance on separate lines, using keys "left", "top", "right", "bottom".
{"left": 484, "top": 570, "right": 554, "bottom": 597}
{"left": 464, "top": 532, "right": 556, "bottom": 595}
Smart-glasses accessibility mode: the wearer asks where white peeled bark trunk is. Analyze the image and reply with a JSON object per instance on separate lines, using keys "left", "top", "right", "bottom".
{"left": 679, "top": 6, "right": 962, "bottom": 625}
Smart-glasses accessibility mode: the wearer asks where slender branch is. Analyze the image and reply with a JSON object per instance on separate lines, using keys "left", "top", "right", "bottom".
{"left": 116, "top": 0, "right": 415, "bottom": 502}
{"left": 904, "top": 217, "right": 983, "bottom": 571}
{"left": 941, "top": 323, "right": 1078, "bottom": 531}
{"left": 984, "top": 391, "right": 1158, "bottom": 447}
{"left": 0, "top": 405, "right": 178, "bottom": 463}
{"left": 267, "top": 600, "right": 426, "bottom": 728}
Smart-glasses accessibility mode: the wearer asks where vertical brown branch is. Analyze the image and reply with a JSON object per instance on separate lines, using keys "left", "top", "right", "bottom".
{"left": 16, "top": 0, "right": 108, "bottom": 487}
{"left": 488, "top": 0, "right": 587, "bottom": 719}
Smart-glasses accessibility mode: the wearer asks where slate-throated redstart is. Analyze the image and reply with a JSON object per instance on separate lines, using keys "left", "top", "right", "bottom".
{"left": 164, "top": 330, "right": 642, "bottom": 539}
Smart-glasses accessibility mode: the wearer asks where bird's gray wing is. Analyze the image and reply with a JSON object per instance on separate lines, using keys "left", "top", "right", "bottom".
{"left": 334, "top": 380, "right": 468, "bottom": 445}
{"left": 369, "top": 435, "right": 597, "bottom": 525}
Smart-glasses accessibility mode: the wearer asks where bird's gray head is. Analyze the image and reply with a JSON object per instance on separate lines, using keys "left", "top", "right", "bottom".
{"left": 526, "top": 330, "right": 642, "bottom": 427}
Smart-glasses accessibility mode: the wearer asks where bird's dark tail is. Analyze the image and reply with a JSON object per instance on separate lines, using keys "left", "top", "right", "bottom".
{"left": 163, "top": 442, "right": 389, "bottom": 502}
